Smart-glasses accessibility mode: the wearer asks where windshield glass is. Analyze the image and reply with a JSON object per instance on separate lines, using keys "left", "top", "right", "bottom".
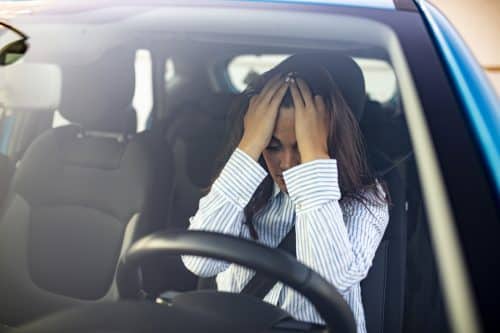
{"left": 0, "top": 3, "right": 455, "bottom": 333}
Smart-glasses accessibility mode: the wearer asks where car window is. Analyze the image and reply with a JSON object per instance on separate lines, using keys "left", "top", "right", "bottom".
{"left": 165, "top": 58, "right": 176, "bottom": 83}
{"left": 0, "top": 107, "right": 14, "bottom": 154}
{"left": 52, "top": 110, "right": 70, "bottom": 128}
{"left": 227, "top": 54, "right": 289, "bottom": 91}
{"left": 132, "top": 49, "right": 153, "bottom": 132}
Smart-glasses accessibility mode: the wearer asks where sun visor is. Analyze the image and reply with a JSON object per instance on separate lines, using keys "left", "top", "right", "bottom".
{"left": 0, "top": 63, "right": 61, "bottom": 112}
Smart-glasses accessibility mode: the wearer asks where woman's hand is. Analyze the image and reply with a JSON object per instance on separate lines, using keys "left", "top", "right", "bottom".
{"left": 289, "top": 77, "right": 330, "bottom": 163}
{"left": 238, "top": 75, "right": 289, "bottom": 161}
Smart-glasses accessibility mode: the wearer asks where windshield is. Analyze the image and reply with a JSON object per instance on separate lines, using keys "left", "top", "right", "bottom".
{"left": 0, "top": 2, "right": 457, "bottom": 333}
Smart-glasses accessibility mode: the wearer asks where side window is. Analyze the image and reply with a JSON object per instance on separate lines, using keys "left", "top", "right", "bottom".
{"left": 352, "top": 58, "right": 397, "bottom": 104}
{"left": 132, "top": 49, "right": 153, "bottom": 132}
{"left": 0, "top": 108, "right": 14, "bottom": 154}
{"left": 165, "top": 58, "right": 176, "bottom": 83}
{"left": 52, "top": 110, "right": 70, "bottom": 128}
{"left": 227, "top": 55, "right": 289, "bottom": 91}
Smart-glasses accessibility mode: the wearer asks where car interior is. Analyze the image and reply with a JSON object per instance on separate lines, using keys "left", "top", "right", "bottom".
{"left": 0, "top": 5, "right": 449, "bottom": 333}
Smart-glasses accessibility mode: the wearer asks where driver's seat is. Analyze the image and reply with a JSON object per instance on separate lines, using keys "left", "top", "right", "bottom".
{"left": 191, "top": 53, "right": 408, "bottom": 333}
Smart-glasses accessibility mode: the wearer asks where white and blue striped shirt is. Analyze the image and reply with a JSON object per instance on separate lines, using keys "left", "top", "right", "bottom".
{"left": 183, "top": 148, "right": 389, "bottom": 333}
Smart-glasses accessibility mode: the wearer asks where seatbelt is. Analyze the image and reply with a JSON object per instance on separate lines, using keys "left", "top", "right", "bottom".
{"left": 241, "top": 226, "right": 296, "bottom": 299}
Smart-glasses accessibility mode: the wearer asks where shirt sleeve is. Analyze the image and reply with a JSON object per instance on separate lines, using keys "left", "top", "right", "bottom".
{"left": 181, "top": 148, "right": 268, "bottom": 277}
{"left": 282, "top": 158, "right": 389, "bottom": 322}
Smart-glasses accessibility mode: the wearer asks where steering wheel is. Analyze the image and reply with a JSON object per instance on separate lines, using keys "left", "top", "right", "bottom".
{"left": 15, "top": 231, "right": 356, "bottom": 333}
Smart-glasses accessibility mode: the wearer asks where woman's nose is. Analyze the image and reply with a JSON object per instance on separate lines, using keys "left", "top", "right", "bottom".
{"left": 280, "top": 150, "right": 299, "bottom": 171}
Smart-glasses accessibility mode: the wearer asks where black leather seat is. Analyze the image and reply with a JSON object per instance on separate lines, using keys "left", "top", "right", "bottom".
{"left": 0, "top": 53, "right": 164, "bottom": 327}
{"left": 165, "top": 93, "right": 236, "bottom": 231}
{"left": 360, "top": 98, "right": 411, "bottom": 333}
{"left": 137, "top": 93, "right": 237, "bottom": 296}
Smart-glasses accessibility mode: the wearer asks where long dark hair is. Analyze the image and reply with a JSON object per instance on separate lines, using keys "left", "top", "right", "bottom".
{"left": 212, "top": 55, "right": 387, "bottom": 239}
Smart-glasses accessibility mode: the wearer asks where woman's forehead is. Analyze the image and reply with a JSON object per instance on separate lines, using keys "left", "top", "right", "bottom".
{"left": 274, "top": 106, "right": 296, "bottom": 140}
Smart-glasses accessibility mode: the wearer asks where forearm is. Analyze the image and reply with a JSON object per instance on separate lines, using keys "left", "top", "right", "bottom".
{"left": 182, "top": 148, "right": 267, "bottom": 277}
{"left": 295, "top": 201, "right": 358, "bottom": 295}
{"left": 284, "top": 159, "right": 389, "bottom": 294}
{"left": 181, "top": 190, "right": 246, "bottom": 277}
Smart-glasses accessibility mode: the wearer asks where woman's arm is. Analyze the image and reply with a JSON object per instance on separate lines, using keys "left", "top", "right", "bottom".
{"left": 283, "top": 159, "right": 389, "bottom": 295}
{"left": 182, "top": 148, "right": 268, "bottom": 277}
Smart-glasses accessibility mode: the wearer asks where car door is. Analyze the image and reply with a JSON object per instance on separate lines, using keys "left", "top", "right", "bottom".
{"left": 405, "top": 1, "right": 500, "bottom": 332}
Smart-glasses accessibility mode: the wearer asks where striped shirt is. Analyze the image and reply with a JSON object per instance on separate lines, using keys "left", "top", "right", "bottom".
{"left": 182, "top": 148, "right": 389, "bottom": 333}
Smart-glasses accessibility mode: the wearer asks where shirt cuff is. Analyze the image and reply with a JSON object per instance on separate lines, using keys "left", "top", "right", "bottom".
{"left": 283, "top": 159, "right": 341, "bottom": 213}
{"left": 212, "top": 148, "right": 268, "bottom": 209}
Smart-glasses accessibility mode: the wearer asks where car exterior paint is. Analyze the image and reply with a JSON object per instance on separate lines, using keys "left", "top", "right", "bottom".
{"left": 416, "top": 0, "right": 500, "bottom": 195}
{"left": 228, "top": 0, "right": 395, "bottom": 10}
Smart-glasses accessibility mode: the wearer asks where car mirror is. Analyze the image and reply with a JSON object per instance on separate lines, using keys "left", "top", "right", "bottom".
{"left": 0, "top": 39, "right": 29, "bottom": 66}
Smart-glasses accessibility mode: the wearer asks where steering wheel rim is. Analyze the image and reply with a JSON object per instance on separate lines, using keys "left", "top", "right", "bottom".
{"left": 116, "top": 230, "right": 356, "bottom": 333}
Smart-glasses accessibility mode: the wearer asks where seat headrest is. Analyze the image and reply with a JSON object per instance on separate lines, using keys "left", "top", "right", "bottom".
{"left": 58, "top": 53, "right": 136, "bottom": 133}
{"left": 278, "top": 53, "right": 366, "bottom": 121}
{"left": 166, "top": 93, "right": 236, "bottom": 188}
{"left": 0, "top": 63, "right": 61, "bottom": 112}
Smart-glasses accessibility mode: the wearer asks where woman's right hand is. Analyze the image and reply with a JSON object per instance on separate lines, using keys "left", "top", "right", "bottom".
{"left": 238, "top": 75, "right": 289, "bottom": 161}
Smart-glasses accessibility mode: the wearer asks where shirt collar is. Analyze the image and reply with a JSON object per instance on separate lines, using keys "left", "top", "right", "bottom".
{"left": 272, "top": 181, "right": 281, "bottom": 198}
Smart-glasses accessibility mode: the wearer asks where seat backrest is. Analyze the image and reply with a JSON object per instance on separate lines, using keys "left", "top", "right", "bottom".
{"left": 0, "top": 63, "right": 62, "bottom": 214}
{"left": 0, "top": 53, "right": 161, "bottom": 326}
{"left": 165, "top": 93, "right": 235, "bottom": 231}
{"left": 165, "top": 54, "right": 409, "bottom": 333}
{"left": 133, "top": 94, "right": 236, "bottom": 297}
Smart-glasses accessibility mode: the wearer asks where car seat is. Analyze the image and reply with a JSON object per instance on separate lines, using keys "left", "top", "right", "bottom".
{"left": 0, "top": 52, "right": 167, "bottom": 328}
{"left": 164, "top": 53, "right": 410, "bottom": 333}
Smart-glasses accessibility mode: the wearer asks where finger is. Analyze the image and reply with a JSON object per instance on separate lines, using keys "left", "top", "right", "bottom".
{"left": 315, "top": 95, "right": 329, "bottom": 122}
{"left": 314, "top": 95, "right": 327, "bottom": 113}
{"left": 296, "top": 78, "right": 313, "bottom": 106}
{"left": 259, "top": 75, "right": 280, "bottom": 99}
{"left": 249, "top": 95, "right": 258, "bottom": 107}
{"left": 316, "top": 96, "right": 331, "bottom": 128}
{"left": 261, "top": 76, "right": 286, "bottom": 104}
{"left": 269, "top": 82, "right": 289, "bottom": 110}
{"left": 289, "top": 79, "right": 305, "bottom": 109}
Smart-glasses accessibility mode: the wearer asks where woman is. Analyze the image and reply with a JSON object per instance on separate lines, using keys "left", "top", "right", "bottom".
{"left": 182, "top": 55, "right": 389, "bottom": 333}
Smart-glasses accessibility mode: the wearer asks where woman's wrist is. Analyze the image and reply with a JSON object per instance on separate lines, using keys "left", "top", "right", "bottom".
{"left": 300, "top": 149, "right": 330, "bottom": 163}
{"left": 237, "top": 139, "right": 263, "bottom": 161}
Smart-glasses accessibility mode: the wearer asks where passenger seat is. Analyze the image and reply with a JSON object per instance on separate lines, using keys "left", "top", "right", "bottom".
{"left": 360, "top": 98, "right": 412, "bottom": 333}
{"left": 0, "top": 54, "right": 166, "bottom": 327}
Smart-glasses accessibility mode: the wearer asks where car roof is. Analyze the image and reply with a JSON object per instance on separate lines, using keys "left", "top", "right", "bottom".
{"left": 3, "top": 0, "right": 406, "bottom": 22}
{"left": 228, "top": 0, "right": 395, "bottom": 10}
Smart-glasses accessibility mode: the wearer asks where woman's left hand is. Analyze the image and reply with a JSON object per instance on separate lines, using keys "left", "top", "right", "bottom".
{"left": 289, "top": 77, "right": 330, "bottom": 163}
